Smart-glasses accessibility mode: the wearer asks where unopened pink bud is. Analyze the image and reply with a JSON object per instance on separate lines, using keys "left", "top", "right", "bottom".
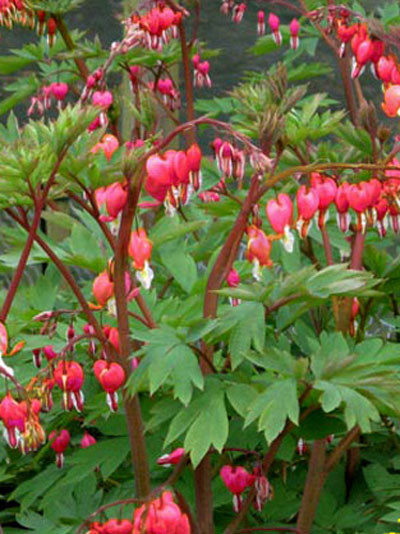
{"left": 227, "top": 268, "right": 240, "bottom": 287}
{"left": 80, "top": 431, "right": 96, "bottom": 448}
{"left": 43, "top": 345, "right": 57, "bottom": 361}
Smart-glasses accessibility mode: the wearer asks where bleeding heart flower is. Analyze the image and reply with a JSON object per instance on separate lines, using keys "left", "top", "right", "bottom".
{"left": 0, "top": 392, "right": 26, "bottom": 448}
{"left": 335, "top": 182, "right": 351, "bottom": 233}
{"left": 268, "top": 13, "right": 282, "bottom": 45}
{"left": 92, "top": 270, "right": 114, "bottom": 308}
{"left": 246, "top": 225, "right": 273, "bottom": 279}
{"left": 49, "top": 429, "right": 70, "bottom": 468}
{"left": 382, "top": 85, "right": 400, "bottom": 117}
{"left": 128, "top": 229, "right": 154, "bottom": 289}
{"left": 220, "top": 465, "right": 255, "bottom": 512}
{"left": 132, "top": 491, "right": 190, "bottom": 534}
{"left": 92, "top": 90, "right": 113, "bottom": 108}
{"left": 296, "top": 185, "right": 319, "bottom": 238}
{"left": 157, "top": 447, "right": 185, "bottom": 467}
{"left": 257, "top": 10, "right": 265, "bottom": 36}
{"left": 289, "top": 18, "right": 300, "bottom": 50}
{"left": 94, "top": 360, "right": 125, "bottom": 412}
{"left": 53, "top": 361, "right": 85, "bottom": 412}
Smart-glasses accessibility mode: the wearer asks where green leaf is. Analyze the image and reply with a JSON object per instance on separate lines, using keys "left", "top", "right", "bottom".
{"left": 166, "top": 378, "right": 228, "bottom": 467}
{"left": 311, "top": 332, "right": 349, "bottom": 379}
{"left": 226, "top": 383, "right": 258, "bottom": 417}
{"left": 315, "top": 381, "right": 380, "bottom": 432}
{"left": 0, "top": 56, "right": 33, "bottom": 75}
{"left": 65, "top": 222, "right": 106, "bottom": 272}
{"left": 150, "top": 216, "right": 206, "bottom": 246}
{"left": 228, "top": 302, "right": 265, "bottom": 369}
{"left": 245, "top": 379, "right": 299, "bottom": 443}
{"left": 305, "top": 264, "right": 378, "bottom": 298}
{"left": 130, "top": 330, "right": 203, "bottom": 405}
{"left": 10, "top": 465, "right": 65, "bottom": 511}
{"left": 160, "top": 246, "right": 197, "bottom": 293}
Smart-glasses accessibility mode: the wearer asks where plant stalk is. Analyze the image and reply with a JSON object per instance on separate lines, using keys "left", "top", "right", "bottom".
{"left": 113, "top": 169, "right": 151, "bottom": 498}
{"left": 296, "top": 440, "right": 326, "bottom": 534}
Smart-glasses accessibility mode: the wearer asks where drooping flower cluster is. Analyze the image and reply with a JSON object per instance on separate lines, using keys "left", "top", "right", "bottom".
{"left": 0, "top": 312, "right": 132, "bottom": 460}
{"left": 27, "top": 82, "right": 69, "bottom": 116}
{"left": 144, "top": 144, "right": 202, "bottom": 215}
{"left": 219, "top": 3, "right": 300, "bottom": 50}
{"left": 0, "top": 3, "right": 56, "bottom": 40}
{"left": 132, "top": 491, "right": 190, "bottom": 534}
{"left": 149, "top": 77, "right": 181, "bottom": 111}
{"left": 332, "top": 10, "right": 400, "bottom": 118}
{"left": 335, "top": 17, "right": 384, "bottom": 78}
{"left": 244, "top": 169, "right": 400, "bottom": 279}
{"left": 211, "top": 138, "right": 246, "bottom": 185}
{"left": 123, "top": 5, "right": 183, "bottom": 52}
{"left": 0, "top": 393, "right": 45, "bottom": 453}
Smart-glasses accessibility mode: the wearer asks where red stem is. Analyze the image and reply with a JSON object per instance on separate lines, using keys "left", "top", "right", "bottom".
{"left": 113, "top": 169, "right": 151, "bottom": 498}
{"left": 339, "top": 52, "right": 359, "bottom": 127}
{"left": 325, "top": 426, "right": 360, "bottom": 473}
{"left": 0, "top": 205, "right": 43, "bottom": 323}
{"left": 196, "top": 175, "right": 262, "bottom": 533}
{"left": 296, "top": 440, "right": 326, "bottom": 534}
{"left": 54, "top": 15, "right": 89, "bottom": 80}
{"left": 178, "top": 21, "right": 196, "bottom": 145}
{"left": 321, "top": 225, "right": 334, "bottom": 266}
{"left": 350, "top": 231, "right": 365, "bottom": 270}
{"left": 203, "top": 174, "right": 261, "bottom": 322}
{"left": 0, "top": 151, "right": 67, "bottom": 323}
{"left": 5, "top": 209, "right": 106, "bottom": 344}
{"left": 67, "top": 187, "right": 156, "bottom": 329}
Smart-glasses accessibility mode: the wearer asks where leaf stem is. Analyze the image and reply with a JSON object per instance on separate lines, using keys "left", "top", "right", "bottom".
{"left": 0, "top": 149, "right": 67, "bottom": 323}
{"left": 54, "top": 14, "right": 89, "bottom": 80}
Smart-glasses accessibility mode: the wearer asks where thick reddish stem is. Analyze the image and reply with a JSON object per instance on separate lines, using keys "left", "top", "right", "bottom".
{"left": 113, "top": 169, "right": 151, "bottom": 498}
{"left": 296, "top": 440, "right": 326, "bottom": 534}
{"left": 196, "top": 175, "right": 261, "bottom": 533}
{"left": 321, "top": 226, "right": 334, "bottom": 266}
{"left": 350, "top": 231, "right": 365, "bottom": 270}
{"left": 339, "top": 52, "right": 359, "bottom": 126}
